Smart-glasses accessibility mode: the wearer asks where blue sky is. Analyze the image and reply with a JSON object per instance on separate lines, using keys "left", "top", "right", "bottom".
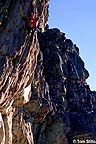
{"left": 48, "top": 0, "right": 96, "bottom": 91}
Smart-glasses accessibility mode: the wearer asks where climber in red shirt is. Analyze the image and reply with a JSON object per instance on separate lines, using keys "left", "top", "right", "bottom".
{"left": 29, "top": 13, "right": 39, "bottom": 28}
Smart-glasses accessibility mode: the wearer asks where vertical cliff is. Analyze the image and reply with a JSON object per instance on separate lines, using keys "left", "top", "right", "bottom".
{"left": 0, "top": 0, "right": 96, "bottom": 144}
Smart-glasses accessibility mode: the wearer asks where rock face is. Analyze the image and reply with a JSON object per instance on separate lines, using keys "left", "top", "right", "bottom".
{"left": 0, "top": 0, "right": 96, "bottom": 144}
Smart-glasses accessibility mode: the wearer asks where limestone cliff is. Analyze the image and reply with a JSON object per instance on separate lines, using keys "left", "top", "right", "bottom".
{"left": 0, "top": 0, "right": 96, "bottom": 144}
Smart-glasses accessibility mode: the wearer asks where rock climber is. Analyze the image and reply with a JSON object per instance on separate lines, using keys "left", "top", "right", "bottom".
{"left": 29, "top": 13, "right": 39, "bottom": 29}
{"left": 21, "top": 13, "right": 40, "bottom": 33}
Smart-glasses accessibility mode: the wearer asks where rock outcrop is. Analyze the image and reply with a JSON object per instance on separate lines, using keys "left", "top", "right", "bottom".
{"left": 0, "top": 0, "right": 96, "bottom": 144}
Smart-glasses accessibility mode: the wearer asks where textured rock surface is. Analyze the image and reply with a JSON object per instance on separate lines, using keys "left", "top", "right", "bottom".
{"left": 0, "top": 0, "right": 96, "bottom": 144}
